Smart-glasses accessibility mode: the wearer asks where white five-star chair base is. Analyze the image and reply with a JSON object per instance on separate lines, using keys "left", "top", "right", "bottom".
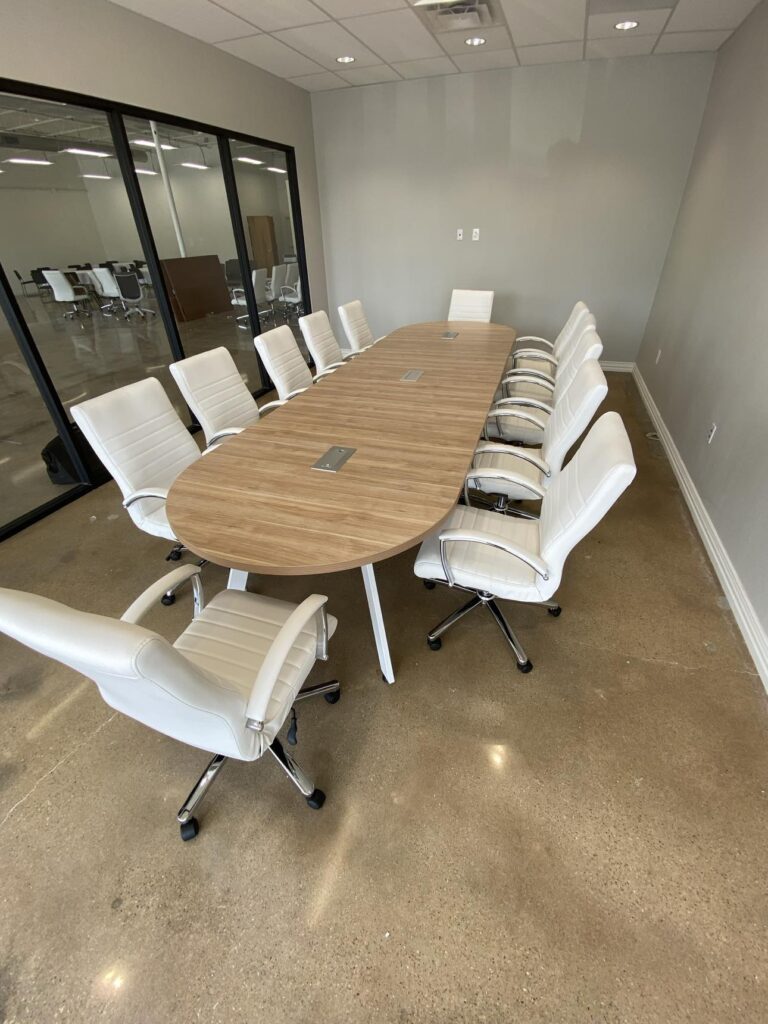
{"left": 0, "top": 565, "right": 341, "bottom": 842}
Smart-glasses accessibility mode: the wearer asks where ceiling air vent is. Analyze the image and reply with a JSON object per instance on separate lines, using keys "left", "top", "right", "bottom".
{"left": 415, "top": 2, "right": 494, "bottom": 34}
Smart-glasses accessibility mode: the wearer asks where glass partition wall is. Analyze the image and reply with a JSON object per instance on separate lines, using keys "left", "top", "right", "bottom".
{"left": 0, "top": 79, "right": 311, "bottom": 540}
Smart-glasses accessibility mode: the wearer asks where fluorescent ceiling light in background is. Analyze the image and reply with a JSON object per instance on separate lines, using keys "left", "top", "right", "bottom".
{"left": 135, "top": 168, "right": 158, "bottom": 175}
{"left": 266, "top": 166, "right": 286, "bottom": 173}
{"left": 62, "top": 147, "right": 111, "bottom": 157}
{"left": 236, "top": 156, "right": 264, "bottom": 165}
{"left": 3, "top": 157, "right": 53, "bottom": 165}
{"left": 132, "top": 138, "right": 177, "bottom": 150}
{"left": 180, "top": 162, "right": 208, "bottom": 169}
{"left": 81, "top": 173, "right": 111, "bottom": 179}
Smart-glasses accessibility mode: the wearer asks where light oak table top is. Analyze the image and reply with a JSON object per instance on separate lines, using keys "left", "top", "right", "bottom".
{"left": 167, "top": 320, "right": 516, "bottom": 575}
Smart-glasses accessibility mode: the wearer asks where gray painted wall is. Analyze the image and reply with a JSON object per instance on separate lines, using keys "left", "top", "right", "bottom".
{"left": 312, "top": 54, "right": 714, "bottom": 361}
{"left": 637, "top": 1, "right": 768, "bottom": 629}
{"left": 0, "top": 0, "right": 328, "bottom": 311}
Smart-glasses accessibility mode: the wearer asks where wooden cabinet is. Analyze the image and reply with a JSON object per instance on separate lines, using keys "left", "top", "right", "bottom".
{"left": 247, "top": 215, "right": 277, "bottom": 272}
{"left": 160, "top": 255, "right": 231, "bottom": 322}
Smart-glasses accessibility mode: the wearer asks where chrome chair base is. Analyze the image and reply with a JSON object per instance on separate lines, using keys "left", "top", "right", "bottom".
{"left": 175, "top": 679, "right": 340, "bottom": 841}
{"left": 424, "top": 585, "right": 561, "bottom": 673}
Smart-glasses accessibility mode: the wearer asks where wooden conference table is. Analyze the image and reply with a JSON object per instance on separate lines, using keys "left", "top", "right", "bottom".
{"left": 167, "top": 320, "right": 516, "bottom": 683}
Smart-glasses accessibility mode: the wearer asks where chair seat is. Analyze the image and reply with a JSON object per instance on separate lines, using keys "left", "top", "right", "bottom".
{"left": 231, "top": 297, "right": 246, "bottom": 308}
{"left": 414, "top": 505, "right": 547, "bottom": 602}
{"left": 174, "top": 589, "right": 337, "bottom": 759}
{"left": 472, "top": 447, "right": 544, "bottom": 500}
{"left": 486, "top": 405, "right": 550, "bottom": 445}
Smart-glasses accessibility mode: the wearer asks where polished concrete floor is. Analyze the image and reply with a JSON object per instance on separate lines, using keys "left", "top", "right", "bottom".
{"left": 0, "top": 375, "right": 766, "bottom": 1023}
{"left": 1, "top": 289, "right": 303, "bottom": 527}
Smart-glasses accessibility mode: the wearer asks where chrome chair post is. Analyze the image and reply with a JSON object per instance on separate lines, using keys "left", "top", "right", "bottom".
{"left": 269, "top": 737, "right": 315, "bottom": 797}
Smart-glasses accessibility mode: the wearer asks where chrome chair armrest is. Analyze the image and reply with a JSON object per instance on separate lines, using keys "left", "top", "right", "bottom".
{"left": 487, "top": 408, "right": 548, "bottom": 430}
{"left": 494, "top": 395, "right": 554, "bottom": 412}
{"left": 122, "top": 487, "right": 169, "bottom": 509}
{"left": 502, "top": 368, "right": 556, "bottom": 387}
{"left": 514, "top": 335, "right": 553, "bottom": 350}
{"left": 438, "top": 528, "right": 550, "bottom": 587}
{"left": 258, "top": 399, "right": 286, "bottom": 415}
{"left": 121, "top": 565, "right": 204, "bottom": 624}
{"left": 245, "top": 594, "right": 329, "bottom": 731}
{"left": 464, "top": 468, "right": 545, "bottom": 504}
{"left": 206, "top": 427, "right": 244, "bottom": 449}
{"left": 512, "top": 348, "right": 558, "bottom": 368}
{"left": 473, "top": 443, "right": 551, "bottom": 477}
{"left": 313, "top": 368, "right": 339, "bottom": 382}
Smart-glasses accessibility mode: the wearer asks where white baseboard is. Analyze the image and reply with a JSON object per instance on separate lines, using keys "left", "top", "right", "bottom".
{"left": 601, "top": 360, "right": 634, "bottom": 372}
{"left": 632, "top": 366, "right": 768, "bottom": 689}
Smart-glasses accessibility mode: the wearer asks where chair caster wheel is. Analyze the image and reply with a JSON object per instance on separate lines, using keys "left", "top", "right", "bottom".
{"left": 423, "top": 580, "right": 436, "bottom": 590}
{"left": 167, "top": 549, "right": 182, "bottom": 562}
{"left": 306, "top": 789, "right": 325, "bottom": 810}
{"left": 427, "top": 637, "right": 442, "bottom": 651}
{"left": 517, "top": 660, "right": 533, "bottom": 674}
{"left": 287, "top": 723, "right": 298, "bottom": 746}
{"left": 324, "top": 689, "right": 340, "bottom": 704}
{"left": 179, "top": 818, "right": 199, "bottom": 841}
{"left": 548, "top": 606, "right": 562, "bottom": 617}
{"left": 161, "top": 593, "right": 175, "bottom": 606}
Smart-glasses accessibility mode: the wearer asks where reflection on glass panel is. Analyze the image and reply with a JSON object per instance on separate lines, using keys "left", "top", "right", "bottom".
{"left": 0, "top": 304, "right": 78, "bottom": 528}
{"left": 124, "top": 116, "right": 264, "bottom": 389}
{"left": 0, "top": 90, "right": 187, "bottom": 437}
{"left": 229, "top": 142, "right": 306, "bottom": 353}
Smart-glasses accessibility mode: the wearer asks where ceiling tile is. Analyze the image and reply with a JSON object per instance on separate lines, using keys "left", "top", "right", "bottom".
{"left": 215, "top": 0, "right": 328, "bottom": 32}
{"left": 666, "top": 0, "right": 761, "bottom": 33}
{"left": 586, "top": 33, "right": 657, "bottom": 58}
{"left": 517, "top": 40, "right": 584, "bottom": 65}
{"left": 289, "top": 71, "right": 350, "bottom": 91}
{"left": 390, "top": 56, "right": 459, "bottom": 79}
{"left": 654, "top": 29, "right": 733, "bottom": 53}
{"left": 314, "top": 0, "right": 406, "bottom": 16}
{"left": 274, "top": 22, "right": 382, "bottom": 69}
{"left": 588, "top": 9, "right": 671, "bottom": 39}
{"left": 216, "top": 34, "right": 325, "bottom": 76}
{"left": 589, "top": 0, "right": 672, "bottom": 10}
{"left": 500, "top": 0, "right": 586, "bottom": 46}
{"left": 336, "top": 64, "right": 403, "bottom": 85}
{"left": 340, "top": 8, "right": 443, "bottom": 62}
{"left": 108, "top": 0, "right": 259, "bottom": 43}
{"left": 452, "top": 48, "right": 520, "bottom": 72}
{"left": 438, "top": 26, "right": 513, "bottom": 55}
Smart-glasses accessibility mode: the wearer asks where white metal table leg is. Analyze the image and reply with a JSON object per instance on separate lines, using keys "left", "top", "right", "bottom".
{"left": 227, "top": 569, "right": 249, "bottom": 591}
{"left": 361, "top": 562, "right": 395, "bottom": 684}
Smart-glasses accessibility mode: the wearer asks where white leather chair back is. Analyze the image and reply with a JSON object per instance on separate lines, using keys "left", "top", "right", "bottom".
{"left": 553, "top": 302, "right": 592, "bottom": 359}
{"left": 91, "top": 267, "right": 120, "bottom": 298}
{"left": 448, "top": 289, "right": 494, "bottom": 323}
{"left": 539, "top": 412, "right": 635, "bottom": 578}
{"left": 71, "top": 378, "right": 200, "bottom": 535}
{"left": 0, "top": 590, "right": 256, "bottom": 760}
{"left": 541, "top": 359, "right": 608, "bottom": 473}
{"left": 267, "top": 264, "right": 287, "bottom": 300}
{"left": 338, "top": 300, "right": 375, "bottom": 352}
{"left": 42, "top": 270, "right": 76, "bottom": 302}
{"left": 254, "top": 325, "right": 312, "bottom": 400}
{"left": 553, "top": 326, "right": 603, "bottom": 398}
{"left": 170, "top": 347, "right": 259, "bottom": 446}
{"left": 285, "top": 263, "right": 299, "bottom": 287}
{"left": 252, "top": 268, "right": 268, "bottom": 305}
{"left": 299, "top": 311, "right": 343, "bottom": 374}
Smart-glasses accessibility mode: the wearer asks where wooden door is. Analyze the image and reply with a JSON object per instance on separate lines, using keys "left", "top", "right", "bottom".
{"left": 247, "top": 215, "right": 278, "bottom": 271}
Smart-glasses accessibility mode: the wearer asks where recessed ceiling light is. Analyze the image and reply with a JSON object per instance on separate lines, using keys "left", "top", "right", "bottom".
{"left": 236, "top": 156, "right": 264, "bottom": 165}
{"left": 465, "top": 37, "right": 486, "bottom": 46}
{"left": 132, "top": 138, "right": 177, "bottom": 150}
{"left": 135, "top": 168, "right": 158, "bottom": 175}
{"left": 615, "top": 20, "right": 639, "bottom": 31}
{"left": 81, "top": 173, "right": 111, "bottom": 179}
{"left": 62, "top": 147, "right": 111, "bottom": 157}
{"left": 266, "top": 166, "right": 287, "bottom": 174}
{"left": 3, "top": 157, "right": 53, "bottom": 165}
{"left": 336, "top": 55, "right": 355, "bottom": 63}
{"left": 180, "top": 162, "right": 208, "bottom": 170}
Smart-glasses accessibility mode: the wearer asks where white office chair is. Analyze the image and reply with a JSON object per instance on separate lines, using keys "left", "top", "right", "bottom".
{"left": 299, "top": 310, "right": 353, "bottom": 380}
{"left": 265, "top": 263, "right": 288, "bottom": 306}
{"left": 279, "top": 279, "right": 303, "bottom": 321}
{"left": 468, "top": 359, "right": 608, "bottom": 513}
{"left": 487, "top": 326, "right": 604, "bottom": 445}
{"left": 448, "top": 289, "right": 495, "bottom": 323}
{"left": 254, "top": 325, "right": 313, "bottom": 402}
{"left": 0, "top": 567, "right": 341, "bottom": 841}
{"left": 415, "top": 411, "right": 635, "bottom": 672}
{"left": 169, "top": 347, "right": 285, "bottom": 448}
{"left": 71, "top": 378, "right": 200, "bottom": 570}
{"left": 231, "top": 269, "right": 272, "bottom": 330}
{"left": 285, "top": 262, "right": 299, "bottom": 287}
{"left": 338, "top": 300, "right": 382, "bottom": 354}
{"left": 88, "top": 268, "right": 121, "bottom": 317}
{"left": 114, "top": 272, "right": 156, "bottom": 319}
{"left": 510, "top": 302, "right": 594, "bottom": 374}
{"left": 42, "top": 270, "right": 91, "bottom": 319}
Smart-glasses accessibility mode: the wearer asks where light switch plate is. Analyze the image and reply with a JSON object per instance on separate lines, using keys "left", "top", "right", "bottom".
{"left": 472, "top": 227, "right": 480, "bottom": 241}
{"left": 456, "top": 228, "right": 463, "bottom": 241}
